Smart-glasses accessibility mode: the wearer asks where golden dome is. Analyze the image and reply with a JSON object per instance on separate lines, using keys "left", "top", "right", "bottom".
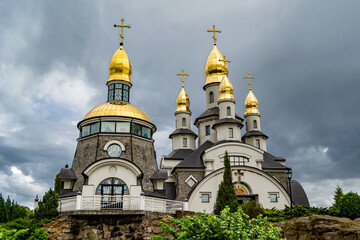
{"left": 107, "top": 46, "right": 132, "bottom": 84}
{"left": 175, "top": 87, "right": 190, "bottom": 113}
{"left": 83, "top": 102, "right": 152, "bottom": 123}
{"left": 204, "top": 46, "right": 228, "bottom": 87}
{"left": 218, "top": 75, "right": 235, "bottom": 101}
{"left": 244, "top": 90, "right": 260, "bottom": 115}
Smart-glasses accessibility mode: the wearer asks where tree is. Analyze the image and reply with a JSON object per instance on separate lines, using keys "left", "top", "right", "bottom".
{"left": 54, "top": 173, "right": 62, "bottom": 196}
{"left": 35, "top": 188, "right": 58, "bottom": 220}
{"left": 152, "top": 206, "right": 283, "bottom": 240}
{"left": 213, "top": 151, "right": 238, "bottom": 215}
{"left": 337, "top": 192, "right": 360, "bottom": 220}
{"left": 333, "top": 185, "right": 344, "bottom": 205}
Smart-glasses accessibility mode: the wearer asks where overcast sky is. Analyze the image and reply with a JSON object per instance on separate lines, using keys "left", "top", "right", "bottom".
{"left": 0, "top": 0, "right": 359, "bottom": 208}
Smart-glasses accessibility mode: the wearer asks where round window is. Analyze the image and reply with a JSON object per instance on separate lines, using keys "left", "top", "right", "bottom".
{"left": 107, "top": 144, "right": 122, "bottom": 157}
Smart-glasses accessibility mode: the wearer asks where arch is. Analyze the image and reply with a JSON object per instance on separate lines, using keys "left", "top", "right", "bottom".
{"left": 209, "top": 91, "right": 214, "bottom": 103}
{"left": 182, "top": 117, "right": 186, "bottom": 127}
{"left": 95, "top": 177, "right": 129, "bottom": 195}
{"left": 253, "top": 120, "right": 258, "bottom": 129}
{"left": 83, "top": 159, "right": 142, "bottom": 178}
{"left": 103, "top": 140, "right": 125, "bottom": 152}
{"left": 227, "top": 106, "right": 231, "bottom": 116}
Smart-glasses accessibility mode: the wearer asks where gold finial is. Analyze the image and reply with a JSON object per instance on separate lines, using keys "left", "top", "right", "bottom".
{"left": 207, "top": 25, "right": 221, "bottom": 45}
{"left": 244, "top": 72, "right": 255, "bottom": 90}
{"left": 177, "top": 69, "right": 189, "bottom": 88}
{"left": 114, "top": 18, "right": 131, "bottom": 46}
{"left": 219, "top": 55, "right": 231, "bottom": 64}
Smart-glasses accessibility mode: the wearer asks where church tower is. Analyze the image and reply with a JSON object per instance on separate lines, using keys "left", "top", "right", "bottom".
{"left": 169, "top": 70, "right": 197, "bottom": 151}
{"left": 242, "top": 73, "right": 268, "bottom": 151}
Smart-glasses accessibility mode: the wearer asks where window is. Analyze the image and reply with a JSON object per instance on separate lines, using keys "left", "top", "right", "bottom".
{"left": 205, "top": 125, "right": 210, "bottom": 136}
{"left": 82, "top": 125, "right": 90, "bottom": 137}
{"left": 131, "top": 123, "right": 142, "bottom": 136}
{"left": 116, "top": 122, "right": 130, "bottom": 133}
{"left": 269, "top": 193, "right": 278, "bottom": 203}
{"left": 227, "top": 106, "right": 231, "bottom": 116}
{"left": 142, "top": 126, "right": 151, "bottom": 138}
{"left": 182, "top": 117, "right": 186, "bottom": 127}
{"left": 96, "top": 177, "right": 129, "bottom": 196}
{"left": 185, "top": 177, "right": 197, "bottom": 188}
{"left": 255, "top": 139, "right": 260, "bottom": 148}
{"left": 229, "top": 128, "right": 233, "bottom": 138}
{"left": 90, "top": 122, "right": 100, "bottom": 135}
{"left": 209, "top": 91, "right": 214, "bottom": 103}
{"left": 223, "top": 156, "right": 249, "bottom": 166}
{"left": 253, "top": 120, "right": 257, "bottom": 129}
{"left": 201, "top": 194, "right": 210, "bottom": 203}
{"left": 101, "top": 122, "right": 115, "bottom": 132}
{"left": 183, "top": 138, "right": 187, "bottom": 147}
{"left": 107, "top": 83, "right": 130, "bottom": 102}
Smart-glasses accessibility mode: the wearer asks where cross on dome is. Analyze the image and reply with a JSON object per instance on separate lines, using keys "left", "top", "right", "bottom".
{"left": 114, "top": 18, "right": 131, "bottom": 46}
{"left": 234, "top": 170, "right": 244, "bottom": 184}
{"left": 244, "top": 72, "right": 255, "bottom": 90}
{"left": 207, "top": 25, "right": 221, "bottom": 45}
{"left": 177, "top": 69, "right": 189, "bottom": 88}
{"left": 219, "top": 55, "right": 231, "bottom": 64}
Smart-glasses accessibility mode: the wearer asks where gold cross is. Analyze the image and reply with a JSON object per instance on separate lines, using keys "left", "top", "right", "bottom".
{"left": 207, "top": 25, "right": 221, "bottom": 45}
{"left": 234, "top": 170, "right": 244, "bottom": 184}
{"left": 244, "top": 72, "right": 255, "bottom": 90}
{"left": 114, "top": 18, "right": 131, "bottom": 46}
{"left": 219, "top": 55, "right": 231, "bottom": 64}
{"left": 177, "top": 69, "right": 189, "bottom": 88}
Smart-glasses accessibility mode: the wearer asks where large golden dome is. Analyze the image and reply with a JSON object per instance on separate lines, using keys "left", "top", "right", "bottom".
{"left": 175, "top": 87, "right": 190, "bottom": 113}
{"left": 204, "top": 46, "right": 228, "bottom": 88}
{"left": 107, "top": 46, "right": 132, "bottom": 84}
{"left": 244, "top": 90, "right": 260, "bottom": 115}
{"left": 83, "top": 102, "right": 152, "bottom": 123}
{"left": 218, "top": 75, "right": 235, "bottom": 101}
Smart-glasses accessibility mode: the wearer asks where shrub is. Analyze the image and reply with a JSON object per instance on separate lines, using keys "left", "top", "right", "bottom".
{"left": 152, "top": 206, "right": 284, "bottom": 240}
{"left": 241, "top": 200, "right": 264, "bottom": 219}
{"left": 337, "top": 192, "right": 360, "bottom": 220}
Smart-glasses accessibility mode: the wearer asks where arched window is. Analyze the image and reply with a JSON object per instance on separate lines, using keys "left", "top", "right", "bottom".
{"left": 182, "top": 117, "right": 186, "bottom": 127}
{"left": 95, "top": 177, "right": 129, "bottom": 196}
{"left": 227, "top": 106, "right": 231, "bottom": 116}
{"left": 209, "top": 91, "right": 214, "bottom": 103}
{"left": 253, "top": 120, "right": 257, "bottom": 129}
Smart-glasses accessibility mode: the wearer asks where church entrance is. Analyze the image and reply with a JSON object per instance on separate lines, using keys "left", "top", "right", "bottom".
{"left": 96, "top": 177, "right": 129, "bottom": 209}
{"left": 237, "top": 194, "right": 257, "bottom": 204}
{"left": 233, "top": 170, "right": 258, "bottom": 205}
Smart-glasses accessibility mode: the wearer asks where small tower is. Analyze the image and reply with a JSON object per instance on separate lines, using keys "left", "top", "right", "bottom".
{"left": 169, "top": 69, "right": 197, "bottom": 150}
{"left": 242, "top": 72, "right": 268, "bottom": 150}
{"left": 213, "top": 57, "right": 243, "bottom": 141}
{"left": 33, "top": 194, "right": 39, "bottom": 210}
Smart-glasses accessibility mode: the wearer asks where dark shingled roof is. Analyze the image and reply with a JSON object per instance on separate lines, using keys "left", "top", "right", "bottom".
{"left": 212, "top": 118, "right": 243, "bottom": 129}
{"left": 242, "top": 130, "right": 268, "bottom": 139}
{"left": 59, "top": 190, "right": 78, "bottom": 198}
{"left": 174, "top": 140, "right": 214, "bottom": 169}
{"left": 163, "top": 149, "right": 194, "bottom": 160}
{"left": 169, "top": 129, "right": 198, "bottom": 138}
{"left": 58, "top": 168, "right": 77, "bottom": 180}
{"left": 291, "top": 180, "right": 310, "bottom": 207}
{"left": 150, "top": 170, "right": 168, "bottom": 180}
{"left": 194, "top": 107, "right": 243, "bottom": 125}
{"left": 262, "top": 152, "right": 288, "bottom": 170}
{"left": 143, "top": 190, "right": 167, "bottom": 199}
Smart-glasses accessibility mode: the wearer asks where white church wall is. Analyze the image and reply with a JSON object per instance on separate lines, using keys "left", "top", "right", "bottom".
{"left": 198, "top": 119, "right": 217, "bottom": 145}
{"left": 203, "top": 142, "right": 264, "bottom": 171}
{"left": 218, "top": 101, "right": 235, "bottom": 119}
{"left": 215, "top": 124, "right": 241, "bottom": 142}
{"left": 175, "top": 112, "right": 191, "bottom": 129}
{"left": 172, "top": 134, "right": 196, "bottom": 150}
{"left": 245, "top": 114, "right": 261, "bottom": 131}
{"left": 205, "top": 84, "right": 220, "bottom": 109}
{"left": 188, "top": 167, "right": 290, "bottom": 213}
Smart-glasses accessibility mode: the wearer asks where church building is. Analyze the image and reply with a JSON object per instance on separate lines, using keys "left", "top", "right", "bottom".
{"left": 58, "top": 21, "right": 309, "bottom": 213}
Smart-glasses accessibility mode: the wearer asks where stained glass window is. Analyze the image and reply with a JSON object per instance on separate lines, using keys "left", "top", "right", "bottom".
{"left": 101, "top": 122, "right": 115, "bottom": 132}
{"left": 107, "top": 83, "right": 130, "bottom": 102}
{"left": 90, "top": 122, "right": 100, "bottom": 134}
{"left": 123, "top": 90, "right": 129, "bottom": 102}
{"left": 108, "top": 91, "right": 114, "bottom": 101}
{"left": 96, "top": 178, "right": 128, "bottom": 196}
{"left": 116, "top": 122, "right": 130, "bottom": 133}
{"left": 131, "top": 123, "right": 142, "bottom": 135}
{"left": 142, "top": 126, "right": 151, "bottom": 138}
{"left": 114, "top": 89, "right": 122, "bottom": 100}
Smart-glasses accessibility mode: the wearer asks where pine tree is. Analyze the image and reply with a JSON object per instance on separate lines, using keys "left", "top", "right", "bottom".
{"left": 35, "top": 188, "right": 58, "bottom": 220}
{"left": 0, "top": 193, "right": 5, "bottom": 222}
{"left": 54, "top": 173, "right": 61, "bottom": 196}
{"left": 213, "top": 151, "right": 239, "bottom": 215}
{"left": 333, "top": 185, "right": 344, "bottom": 204}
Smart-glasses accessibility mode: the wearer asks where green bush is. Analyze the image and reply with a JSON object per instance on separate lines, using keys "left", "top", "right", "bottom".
{"left": 337, "top": 192, "right": 360, "bottom": 220}
{"left": 241, "top": 200, "right": 264, "bottom": 219}
{"left": 152, "top": 206, "right": 284, "bottom": 240}
{"left": 0, "top": 226, "right": 48, "bottom": 240}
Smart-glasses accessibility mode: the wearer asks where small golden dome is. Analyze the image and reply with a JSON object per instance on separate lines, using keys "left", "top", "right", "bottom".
{"left": 176, "top": 87, "right": 190, "bottom": 113}
{"left": 244, "top": 90, "right": 260, "bottom": 115}
{"left": 107, "top": 46, "right": 132, "bottom": 84}
{"left": 218, "top": 76, "right": 235, "bottom": 101}
{"left": 83, "top": 102, "right": 152, "bottom": 123}
{"left": 204, "top": 46, "right": 228, "bottom": 87}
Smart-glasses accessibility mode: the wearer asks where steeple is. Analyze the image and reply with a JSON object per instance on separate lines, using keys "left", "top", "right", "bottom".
{"left": 175, "top": 69, "right": 191, "bottom": 113}
{"left": 218, "top": 56, "right": 235, "bottom": 102}
{"left": 244, "top": 72, "right": 260, "bottom": 116}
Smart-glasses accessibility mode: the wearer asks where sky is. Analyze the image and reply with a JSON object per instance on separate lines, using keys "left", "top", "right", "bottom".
{"left": 0, "top": 0, "right": 359, "bottom": 209}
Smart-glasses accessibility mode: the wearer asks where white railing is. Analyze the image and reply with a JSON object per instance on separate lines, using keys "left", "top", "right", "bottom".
{"left": 76, "top": 195, "right": 186, "bottom": 213}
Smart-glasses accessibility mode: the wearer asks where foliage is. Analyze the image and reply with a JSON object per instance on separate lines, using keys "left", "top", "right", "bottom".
{"left": 213, "top": 151, "right": 239, "bottom": 214}
{"left": 333, "top": 185, "right": 344, "bottom": 204}
{"left": 54, "top": 173, "right": 62, "bottom": 196}
{"left": 0, "top": 226, "right": 48, "bottom": 240}
{"left": 0, "top": 194, "right": 28, "bottom": 223}
{"left": 336, "top": 192, "right": 360, "bottom": 220}
{"left": 263, "top": 205, "right": 328, "bottom": 222}
{"left": 35, "top": 188, "right": 58, "bottom": 220}
{"left": 241, "top": 200, "right": 264, "bottom": 219}
{"left": 152, "top": 206, "right": 284, "bottom": 240}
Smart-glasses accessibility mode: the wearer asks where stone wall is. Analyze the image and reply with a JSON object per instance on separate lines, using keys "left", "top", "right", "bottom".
{"left": 174, "top": 170, "right": 205, "bottom": 201}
